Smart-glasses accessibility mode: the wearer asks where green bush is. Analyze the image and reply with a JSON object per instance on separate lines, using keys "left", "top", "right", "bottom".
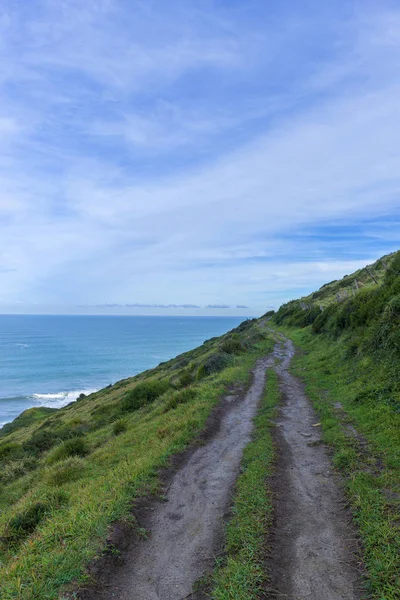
{"left": 89, "top": 403, "right": 120, "bottom": 428}
{"left": 197, "top": 352, "right": 231, "bottom": 379}
{"left": 235, "top": 318, "right": 257, "bottom": 331}
{"left": 3, "top": 492, "right": 68, "bottom": 546}
{"left": 220, "top": 338, "right": 244, "bottom": 354}
{"left": 46, "top": 457, "right": 85, "bottom": 486}
{"left": 22, "top": 429, "right": 60, "bottom": 456}
{"left": 4, "top": 502, "right": 49, "bottom": 544}
{"left": 57, "top": 419, "right": 89, "bottom": 438}
{"left": 373, "top": 294, "right": 400, "bottom": 354}
{"left": 47, "top": 437, "right": 88, "bottom": 464}
{"left": 312, "top": 304, "right": 336, "bottom": 333}
{"left": 0, "top": 442, "right": 23, "bottom": 463}
{"left": 112, "top": 419, "right": 128, "bottom": 435}
{"left": 0, "top": 457, "right": 38, "bottom": 484}
{"left": 165, "top": 388, "right": 197, "bottom": 410}
{"left": 169, "top": 369, "right": 194, "bottom": 389}
{"left": 121, "top": 379, "right": 170, "bottom": 412}
{"left": 22, "top": 420, "right": 88, "bottom": 457}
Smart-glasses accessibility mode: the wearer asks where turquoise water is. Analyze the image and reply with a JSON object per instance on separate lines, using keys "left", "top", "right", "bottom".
{"left": 0, "top": 315, "right": 244, "bottom": 427}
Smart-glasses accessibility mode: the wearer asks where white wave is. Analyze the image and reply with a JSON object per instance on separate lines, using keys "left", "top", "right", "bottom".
{"left": 33, "top": 392, "right": 66, "bottom": 399}
{"left": 31, "top": 388, "right": 98, "bottom": 408}
{"left": 15, "top": 343, "right": 29, "bottom": 349}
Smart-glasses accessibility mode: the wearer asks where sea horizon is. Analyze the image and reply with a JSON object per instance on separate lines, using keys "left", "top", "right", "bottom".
{"left": 0, "top": 314, "right": 247, "bottom": 428}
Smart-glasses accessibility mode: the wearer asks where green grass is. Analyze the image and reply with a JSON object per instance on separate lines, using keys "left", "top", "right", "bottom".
{"left": 0, "top": 320, "right": 274, "bottom": 600}
{"left": 210, "top": 368, "right": 279, "bottom": 600}
{"left": 276, "top": 326, "right": 400, "bottom": 600}
{"left": 300, "top": 251, "right": 395, "bottom": 308}
{"left": 0, "top": 407, "right": 58, "bottom": 438}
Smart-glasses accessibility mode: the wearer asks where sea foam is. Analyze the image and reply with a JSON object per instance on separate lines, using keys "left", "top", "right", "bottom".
{"left": 31, "top": 389, "right": 98, "bottom": 408}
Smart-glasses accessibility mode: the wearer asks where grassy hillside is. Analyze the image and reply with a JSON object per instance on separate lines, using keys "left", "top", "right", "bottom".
{"left": 298, "top": 251, "right": 396, "bottom": 308}
{"left": 273, "top": 250, "right": 400, "bottom": 599}
{"left": 0, "top": 319, "right": 273, "bottom": 600}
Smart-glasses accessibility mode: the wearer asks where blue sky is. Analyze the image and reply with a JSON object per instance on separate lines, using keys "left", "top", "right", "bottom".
{"left": 1, "top": 0, "right": 400, "bottom": 316}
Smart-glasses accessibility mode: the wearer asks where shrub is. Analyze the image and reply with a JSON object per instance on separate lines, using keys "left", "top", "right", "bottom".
{"left": 22, "top": 420, "right": 89, "bottom": 457}
{"left": 373, "top": 294, "right": 400, "bottom": 354}
{"left": 0, "top": 442, "right": 23, "bottom": 463}
{"left": 165, "top": 388, "right": 197, "bottom": 410}
{"left": 169, "top": 357, "right": 190, "bottom": 371}
{"left": 90, "top": 403, "right": 120, "bottom": 427}
{"left": 23, "top": 429, "right": 59, "bottom": 456}
{"left": 235, "top": 318, "right": 257, "bottom": 331}
{"left": 245, "top": 330, "right": 267, "bottom": 345}
{"left": 220, "top": 339, "right": 244, "bottom": 355}
{"left": 3, "top": 492, "right": 68, "bottom": 546}
{"left": 112, "top": 419, "right": 128, "bottom": 435}
{"left": 121, "top": 380, "right": 170, "bottom": 412}
{"left": 0, "top": 457, "right": 38, "bottom": 484}
{"left": 170, "top": 369, "right": 194, "bottom": 389}
{"left": 46, "top": 457, "right": 85, "bottom": 486}
{"left": 4, "top": 502, "right": 50, "bottom": 544}
{"left": 197, "top": 352, "right": 231, "bottom": 379}
{"left": 57, "top": 419, "right": 89, "bottom": 438}
{"left": 47, "top": 437, "right": 88, "bottom": 464}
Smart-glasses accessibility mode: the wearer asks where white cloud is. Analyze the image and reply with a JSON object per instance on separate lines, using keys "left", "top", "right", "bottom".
{"left": 0, "top": 1, "right": 399, "bottom": 312}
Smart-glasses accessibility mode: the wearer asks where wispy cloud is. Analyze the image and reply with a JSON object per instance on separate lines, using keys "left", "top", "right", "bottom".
{"left": 0, "top": 1, "right": 399, "bottom": 314}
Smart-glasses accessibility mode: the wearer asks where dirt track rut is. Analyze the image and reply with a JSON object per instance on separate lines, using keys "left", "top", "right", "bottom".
{"left": 77, "top": 337, "right": 362, "bottom": 600}
{"left": 267, "top": 335, "right": 361, "bottom": 600}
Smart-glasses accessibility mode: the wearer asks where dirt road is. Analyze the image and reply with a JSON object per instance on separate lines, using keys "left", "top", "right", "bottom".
{"left": 77, "top": 337, "right": 362, "bottom": 600}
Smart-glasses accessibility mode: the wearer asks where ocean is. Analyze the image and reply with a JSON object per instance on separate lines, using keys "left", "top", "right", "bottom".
{"left": 0, "top": 314, "right": 245, "bottom": 428}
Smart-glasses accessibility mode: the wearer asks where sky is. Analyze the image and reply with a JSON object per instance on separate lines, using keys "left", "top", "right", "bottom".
{"left": 1, "top": 0, "right": 400, "bottom": 317}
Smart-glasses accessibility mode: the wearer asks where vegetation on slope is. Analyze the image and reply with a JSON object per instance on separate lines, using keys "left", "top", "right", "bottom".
{"left": 273, "top": 249, "right": 400, "bottom": 599}
{"left": 0, "top": 319, "right": 273, "bottom": 600}
{"left": 298, "top": 251, "right": 396, "bottom": 308}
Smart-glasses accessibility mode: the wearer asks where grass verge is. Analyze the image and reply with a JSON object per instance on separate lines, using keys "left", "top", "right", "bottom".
{"left": 277, "top": 326, "right": 400, "bottom": 600}
{"left": 210, "top": 368, "right": 279, "bottom": 600}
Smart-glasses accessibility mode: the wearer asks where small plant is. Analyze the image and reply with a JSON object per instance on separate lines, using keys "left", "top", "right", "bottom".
{"left": 0, "top": 442, "right": 23, "bottom": 463}
{"left": 197, "top": 352, "right": 231, "bottom": 379}
{"left": 112, "top": 419, "right": 128, "bottom": 435}
{"left": 47, "top": 437, "right": 88, "bottom": 464}
{"left": 2, "top": 491, "right": 68, "bottom": 546}
{"left": 333, "top": 448, "right": 358, "bottom": 471}
{"left": 165, "top": 388, "right": 197, "bottom": 410}
{"left": 136, "top": 527, "right": 149, "bottom": 540}
{"left": 46, "top": 457, "right": 85, "bottom": 486}
{"left": 177, "top": 370, "right": 194, "bottom": 388}
{"left": 23, "top": 429, "right": 59, "bottom": 456}
{"left": 121, "top": 379, "right": 170, "bottom": 412}
{"left": 0, "top": 457, "right": 38, "bottom": 484}
{"left": 220, "top": 338, "right": 244, "bottom": 355}
{"left": 4, "top": 502, "right": 50, "bottom": 545}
